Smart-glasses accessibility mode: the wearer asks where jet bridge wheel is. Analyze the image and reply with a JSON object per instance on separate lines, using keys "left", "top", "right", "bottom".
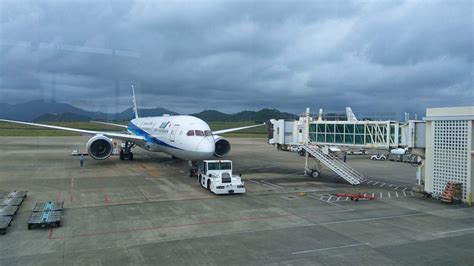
{"left": 298, "top": 149, "right": 305, "bottom": 156}
{"left": 311, "top": 170, "right": 320, "bottom": 178}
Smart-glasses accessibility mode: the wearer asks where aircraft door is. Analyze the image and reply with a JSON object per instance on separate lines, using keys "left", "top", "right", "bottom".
{"left": 170, "top": 125, "right": 179, "bottom": 142}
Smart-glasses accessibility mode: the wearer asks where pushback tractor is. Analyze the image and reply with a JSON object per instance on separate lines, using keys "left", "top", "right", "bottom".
{"left": 194, "top": 160, "right": 246, "bottom": 195}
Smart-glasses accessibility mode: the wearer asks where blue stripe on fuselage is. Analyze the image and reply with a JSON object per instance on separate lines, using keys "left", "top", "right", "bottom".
{"left": 127, "top": 122, "right": 182, "bottom": 150}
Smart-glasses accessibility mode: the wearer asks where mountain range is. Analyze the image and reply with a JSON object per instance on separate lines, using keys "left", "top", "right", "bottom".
{"left": 0, "top": 100, "right": 296, "bottom": 123}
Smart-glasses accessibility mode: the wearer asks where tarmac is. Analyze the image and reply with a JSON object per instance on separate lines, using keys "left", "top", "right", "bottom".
{"left": 0, "top": 136, "right": 473, "bottom": 265}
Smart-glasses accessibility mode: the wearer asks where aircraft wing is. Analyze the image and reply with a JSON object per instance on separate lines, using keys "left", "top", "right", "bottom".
{"left": 212, "top": 123, "right": 266, "bottom": 135}
{"left": 0, "top": 119, "right": 145, "bottom": 143}
{"left": 91, "top": 121, "right": 128, "bottom": 129}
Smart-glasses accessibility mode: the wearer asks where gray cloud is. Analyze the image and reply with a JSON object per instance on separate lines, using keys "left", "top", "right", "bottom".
{"left": 0, "top": 0, "right": 472, "bottom": 118}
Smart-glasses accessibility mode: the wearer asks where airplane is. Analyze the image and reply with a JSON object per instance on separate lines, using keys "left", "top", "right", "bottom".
{"left": 0, "top": 86, "right": 265, "bottom": 162}
{"left": 345, "top": 107, "right": 358, "bottom": 122}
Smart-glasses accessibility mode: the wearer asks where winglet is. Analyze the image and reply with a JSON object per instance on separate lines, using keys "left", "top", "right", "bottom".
{"left": 131, "top": 85, "right": 139, "bottom": 119}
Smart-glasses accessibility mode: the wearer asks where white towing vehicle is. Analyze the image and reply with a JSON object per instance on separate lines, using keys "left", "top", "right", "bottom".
{"left": 195, "top": 160, "right": 245, "bottom": 195}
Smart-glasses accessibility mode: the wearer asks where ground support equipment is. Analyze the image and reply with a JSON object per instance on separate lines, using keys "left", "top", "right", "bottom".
{"left": 440, "top": 182, "right": 462, "bottom": 204}
{"left": 1, "top": 197, "right": 24, "bottom": 206}
{"left": 333, "top": 193, "right": 375, "bottom": 202}
{"left": 0, "top": 190, "right": 27, "bottom": 235}
{"left": 0, "top": 216, "right": 12, "bottom": 235}
{"left": 28, "top": 211, "right": 61, "bottom": 230}
{"left": 0, "top": 205, "right": 19, "bottom": 216}
{"left": 33, "top": 201, "right": 64, "bottom": 212}
{"left": 7, "top": 190, "right": 28, "bottom": 199}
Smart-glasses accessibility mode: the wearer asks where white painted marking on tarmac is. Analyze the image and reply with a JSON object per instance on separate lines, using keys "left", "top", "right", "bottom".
{"left": 292, "top": 243, "right": 369, "bottom": 255}
{"left": 380, "top": 183, "right": 386, "bottom": 187}
{"left": 345, "top": 197, "right": 349, "bottom": 201}
{"left": 372, "top": 193, "right": 374, "bottom": 198}
{"left": 258, "top": 181, "right": 284, "bottom": 190}
{"left": 403, "top": 191, "right": 407, "bottom": 197}
{"left": 373, "top": 182, "right": 379, "bottom": 186}
{"left": 403, "top": 187, "right": 408, "bottom": 191}
{"left": 366, "top": 181, "right": 373, "bottom": 184}
{"left": 318, "top": 209, "right": 354, "bottom": 214}
{"left": 394, "top": 187, "right": 399, "bottom": 190}
{"left": 389, "top": 184, "right": 393, "bottom": 187}
{"left": 320, "top": 195, "right": 325, "bottom": 200}
{"left": 320, "top": 208, "right": 468, "bottom": 226}
{"left": 396, "top": 192, "right": 399, "bottom": 197}
{"left": 379, "top": 192, "right": 383, "bottom": 198}
{"left": 432, "top": 227, "right": 474, "bottom": 236}
{"left": 327, "top": 196, "right": 333, "bottom": 202}
{"left": 410, "top": 191, "right": 414, "bottom": 196}
{"left": 321, "top": 214, "right": 419, "bottom": 225}
{"left": 336, "top": 197, "right": 341, "bottom": 201}
{"left": 386, "top": 200, "right": 422, "bottom": 212}
{"left": 247, "top": 179, "right": 280, "bottom": 190}
{"left": 388, "top": 192, "right": 391, "bottom": 198}
{"left": 306, "top": 194, "right": 350, "bottom": 209}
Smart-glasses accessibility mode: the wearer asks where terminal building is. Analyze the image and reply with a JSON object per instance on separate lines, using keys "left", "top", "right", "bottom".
{"left": 269, "top": 106, "right": 474, "bottom": 203}
{"left": 423, "top": 107, "right": 473, "bottom": 202}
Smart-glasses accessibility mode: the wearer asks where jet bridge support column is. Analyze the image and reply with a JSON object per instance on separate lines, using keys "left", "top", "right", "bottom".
{"left": 303, "top": 108, "right": 311, "bottom": 176}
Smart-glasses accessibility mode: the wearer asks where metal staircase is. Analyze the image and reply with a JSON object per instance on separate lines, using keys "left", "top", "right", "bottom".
{"left": 302, "top": 142, "right": 364, "bottom": 185}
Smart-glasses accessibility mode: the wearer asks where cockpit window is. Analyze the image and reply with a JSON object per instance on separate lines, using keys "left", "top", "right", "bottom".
{"left": 187, "top": 130, "right": 210, "bottom": 137}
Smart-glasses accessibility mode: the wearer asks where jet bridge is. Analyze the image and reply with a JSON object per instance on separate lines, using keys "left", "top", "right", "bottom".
{"left": 269, "top": 110, "right": 406, "bottom": 150}
{"left": 268, "top": 108, "right": 420, "bottom": 185}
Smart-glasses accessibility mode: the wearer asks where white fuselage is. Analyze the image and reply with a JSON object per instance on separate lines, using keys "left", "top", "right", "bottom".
{"left": 127, "top": 115, "right": 215, "bottom": 160}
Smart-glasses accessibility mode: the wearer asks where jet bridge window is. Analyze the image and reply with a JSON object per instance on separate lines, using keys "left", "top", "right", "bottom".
{"left": 186, "top": 130, "right": 195, "bottom": 136}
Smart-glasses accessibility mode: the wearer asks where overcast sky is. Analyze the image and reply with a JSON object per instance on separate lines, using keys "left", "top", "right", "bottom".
{"left": 0, "top": 0, "right": 472, "bottom": 118}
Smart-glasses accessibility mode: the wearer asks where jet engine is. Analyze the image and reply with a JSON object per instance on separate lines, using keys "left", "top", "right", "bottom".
{"left": 213, "top": 135, "right": 231, "bottom": 158}
{"left": 87, "top": 135, "right": 113, "bottom": 160}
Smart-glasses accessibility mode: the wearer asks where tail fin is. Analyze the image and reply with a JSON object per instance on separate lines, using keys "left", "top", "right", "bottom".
{"left": 131, "top": 85, "right": 139, "bottom": 119}
{"left": 345, "top": 107, "right": 358, "bottom": 122}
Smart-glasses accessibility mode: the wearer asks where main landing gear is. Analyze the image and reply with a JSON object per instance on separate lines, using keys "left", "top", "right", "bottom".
{"left": 119, "top": 141, "right": 135, "bottom": 160}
